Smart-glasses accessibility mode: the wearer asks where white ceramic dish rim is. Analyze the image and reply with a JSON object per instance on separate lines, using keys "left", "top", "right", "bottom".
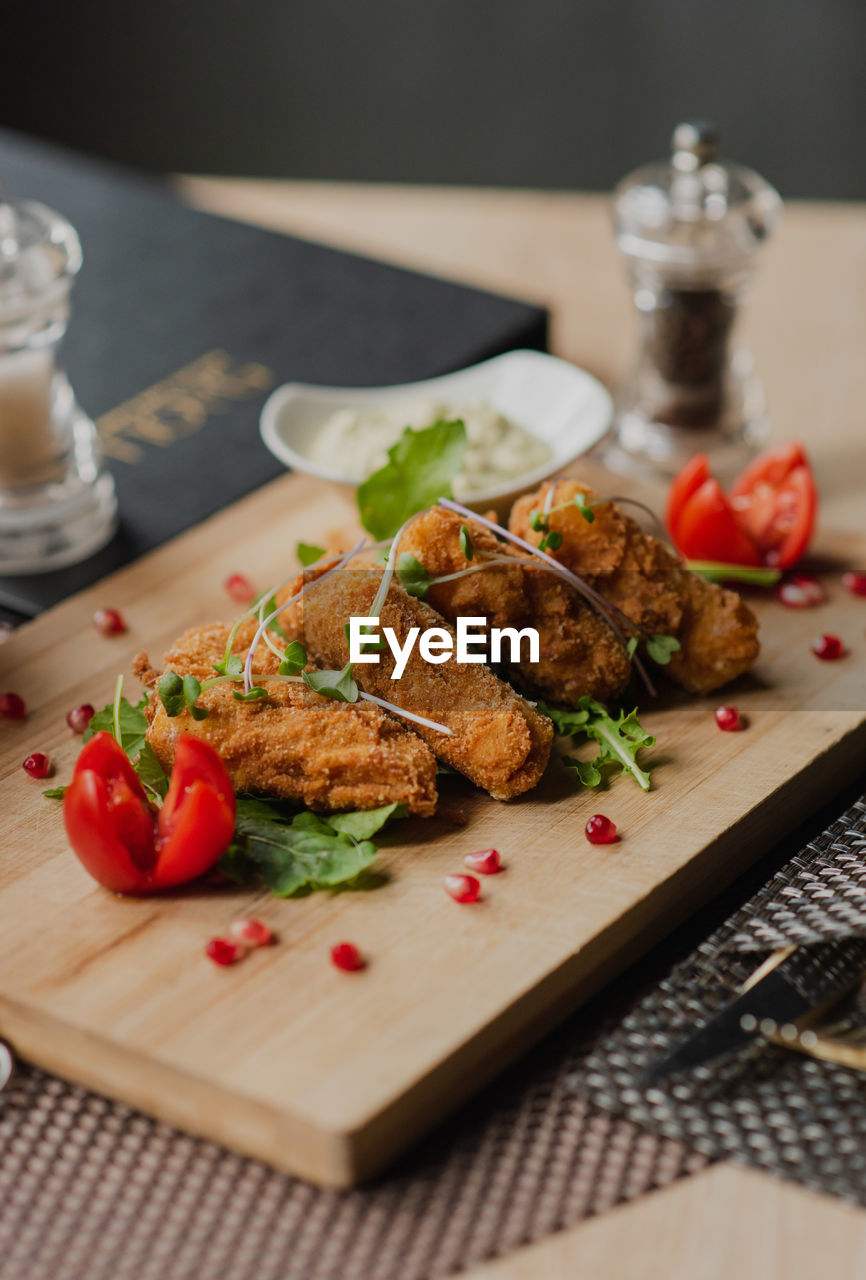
{"left": 259, "top": 349, "right": 613, "bottom": 508}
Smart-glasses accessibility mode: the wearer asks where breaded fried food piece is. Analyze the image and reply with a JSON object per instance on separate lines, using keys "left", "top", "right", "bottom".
{"left": 399, "top": 508, "right": 631, "bottom": 705}
{"left": 133, "top": 622, "right": 438, "bottom": 817}
{"left": 280, "top": 568, "right": 553, "bottom": 800}
{"left": 510, "top": 481, "right": 760, "bottom": 695}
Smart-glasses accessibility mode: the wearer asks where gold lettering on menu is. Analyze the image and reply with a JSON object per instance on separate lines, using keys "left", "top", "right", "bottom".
{"left": 96, "top": 351, "right": 274, "bottom": 464}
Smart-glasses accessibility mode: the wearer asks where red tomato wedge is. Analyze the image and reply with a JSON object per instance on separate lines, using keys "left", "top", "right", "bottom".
{"left": 728, "top": 443, "right": 818, "bottom": 569}
{"left": 669, "top": 477, "right": 761, "bottom": 566}
{"left": 667, "top": 443, "right": 817, "bottom": 569}
{"left": 665, "top": 453, "right": 711, "bottom": 535}
{"left": 64, "top": 732, "right": 235, "bottom": 894}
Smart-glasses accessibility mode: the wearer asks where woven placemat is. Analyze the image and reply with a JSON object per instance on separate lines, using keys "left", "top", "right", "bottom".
{"left": 566, "top": 793, "right": 866, "bottom": 1205}
{"left": 0, "top": 1057, "right": 703, "bottom": 1280}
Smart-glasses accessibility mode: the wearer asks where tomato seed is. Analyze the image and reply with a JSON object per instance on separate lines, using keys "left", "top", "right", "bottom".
{"left": 444, "top": 873, "right": 481, "bottom": 903}
{"left": 463, "top": 848, "right": 502, "bottom": 875}
{"left": 205, "top": 937, "right": 245, "bottom": 966}
{"left": 811, "top": 634, "right": 845, "bottom": 661}
{"left": 229, "top": 918, "right": 273, "bottom": 947}
{"left": 93, "top": 607, "right": 126, "bottom": 636}
{"left": 585, "top": 814, "right": 618, "bottom": 844}
{"left": 715, "top": 705, "right": 741, "bottom": 732}
{"left": 225, "top": 574, "right": 256, "bottom": 604}
{"left": 22, "top": 752, "right": 52, "bottom": 780}
{"left": 66, "top": 703, "right": 95, "bottom": 734}
{"left": 331, "top": 942, "right": 365, "bottom": 971}
{"left": 0, "top": 692, "right": 26, "bottom": 720}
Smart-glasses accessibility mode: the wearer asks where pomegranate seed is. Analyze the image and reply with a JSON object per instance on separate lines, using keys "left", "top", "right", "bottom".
{"left": 93, "top": 607, "right": 126, "bottom": 636}
{"left": 463, "top": 848, "right": 502, "bottom": 875}
{"left": 66, "top": 703, "right": 95, "bottom": 734}
{"left": 0, "top": 691, "right": 26, "bottom": 719}
{"left": 229, "top": 918, "right": 273, "bottom": 948}
{"left": 585, "top": 814, "right": 618, "bottom": 845}
{"left": 776, "top": 576, "right": 825, "bottom": 609}
{"left": 843, "top": 572, "right": 866, "bottom": 598}
{"left": 714, "top": 705, "right": 741, "bottom": 732}
{"left": 444, "top": 873, "right": 481, "bottom": 903}
{"left": 22, "top": 752, "right": 52, "bottom": 780}
{"left": 205, "top": 937, "right": 245, "bottom": 966}
{"left": 225, "top": 573, "right": 256, "bottom": 604}
{"left": 811, "top": 634, "right": 845, "bottom": 661}
{"left": 331, "top": 942, "right": 365, "bottom": 972}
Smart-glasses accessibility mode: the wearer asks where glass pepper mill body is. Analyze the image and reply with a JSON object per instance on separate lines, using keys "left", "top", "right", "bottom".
{"left": 607, "top": 121, "right": 782, "bottom": 479}
{"left": 0, "top": 192, "right": 116, "bottom": 575}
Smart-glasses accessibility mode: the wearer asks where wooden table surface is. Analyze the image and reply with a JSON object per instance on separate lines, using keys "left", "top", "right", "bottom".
{"left": 170, "top": 177, "right": 866, "bottom": 1272}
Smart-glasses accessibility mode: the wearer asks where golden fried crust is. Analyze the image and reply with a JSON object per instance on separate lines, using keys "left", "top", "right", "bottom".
{"left": 510, "top": 481, "right": 760, "bottom": 694}
{"left": 280, "top": 569, "right": 553, "bottom": 800}
{"left": 399, "top": 509, "right": 631, "bottom": 705}
{"left": 140, "top": 622, "right": 438, "bottom": 817}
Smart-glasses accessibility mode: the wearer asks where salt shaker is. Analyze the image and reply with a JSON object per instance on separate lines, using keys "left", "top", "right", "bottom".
{"left": 607, "top": 122, "right": 782, "bottom": 478}
{"left": 0, "top": 188, "right": 116, "bottom": 574}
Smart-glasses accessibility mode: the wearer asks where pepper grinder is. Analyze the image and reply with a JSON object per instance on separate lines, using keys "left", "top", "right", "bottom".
{"left": 606, "top": 121, "right": 782, "bottom": 478}
{"left": 0, "top": 186, "right": 116, "bottom": 574}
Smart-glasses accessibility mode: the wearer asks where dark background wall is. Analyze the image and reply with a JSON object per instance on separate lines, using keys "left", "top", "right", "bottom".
{"left": 2, "top": 0, "right": 865, "bottom": 197}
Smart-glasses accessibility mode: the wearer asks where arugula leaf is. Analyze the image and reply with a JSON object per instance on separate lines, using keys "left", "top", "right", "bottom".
{"left": 325, "top": 802, "right": 404, "bottom": 839}
{"left": 397, "top": 552, "right": 433, "bottom": 600}
{"left": 297, "top": 541, "right": 326, "bottom": 567}
{"left": 42, "top": 785, "right": 67, "bottom": 799}
{"left": 225, "top": 801, "right": 401, "bottom": 896}
{"left": 83, "top": 693, "right": 149, "bottom": 759}
{"left": 356, "top": 419, "right": 467, "bottom": 539}
{"left": 540, "top": 696, "right": 655, "bottom": 792}
{"left": 537, "top": 701, "right": 591, "bottom": 735}
{"left": 278, "top": 640, "right": 308, "bottom": 676}
{"left": 646, "top": 634, "right": 681, "bottom": 665}
{"left": 158, "top": 671, "right": 209, "bottom": 720}
{"left": 459, "top": 524, "right": 474, "bottom": 561}
{"left": 302, "top": 662, "right": 359, "bottom": 703}
{"left": 134, "top": 741, "right": 170, "bottom": 800}
{"left": 232, "top": 685, "right": 271, "bottom": 702}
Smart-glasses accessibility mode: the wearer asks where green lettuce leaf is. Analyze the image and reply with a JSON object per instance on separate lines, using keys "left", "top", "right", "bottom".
{"left": 356, "top": 419, "right": 467, "bottom": 539}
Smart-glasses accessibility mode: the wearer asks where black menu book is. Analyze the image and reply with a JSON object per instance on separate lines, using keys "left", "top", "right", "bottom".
{"left": 0, "top": 131, "right": 548, "bottom": 619}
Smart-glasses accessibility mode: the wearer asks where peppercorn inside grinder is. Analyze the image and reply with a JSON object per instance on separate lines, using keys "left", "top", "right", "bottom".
{"left": 606, "top": 121, "right": 782, "bottom": 478}
{"left": 0, "top": 187, "right": 116, "bottom": 574}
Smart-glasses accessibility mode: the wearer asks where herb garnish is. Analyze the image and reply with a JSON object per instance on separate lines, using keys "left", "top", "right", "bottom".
{"left": 540, "top": 697, "right": 656, "bottom": 792}
{"left": 221, "top": 796, "right": 401, "bottom": 896}
{"left": 296, "top": 542, "right": 326, "bottom": 567}
{"left": 84, "top": 689, "right": 150, "bottom": 757}
{"left": 645, "top": 634, "right": 681, "bottom": 665}
{"left": 278, "top": 640, "right": 308, "bottom": 675}
{"left": 158, "top": 671, "right": 209, "bottom": 721}
{"left": 459, "top": 524, "right": 474, "bottom": 561}
{"left": 302, "top": 661, "right": 359, "bottom": 703}
{"left": 397, "top": 553, "right": 433, "bottom": 600}
{"left": 357, "top": 419, "right": 467, "bottom": 539}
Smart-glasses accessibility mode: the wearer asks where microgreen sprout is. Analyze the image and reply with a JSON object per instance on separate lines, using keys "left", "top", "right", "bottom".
{"left": 302, "top": 661, "right": 359, "bottom": 703}
{"left": 279, "top": 640, "right": 308, "bottom": 675}
{"left": 459, "top": 524, "right": 474, "bottom": 561}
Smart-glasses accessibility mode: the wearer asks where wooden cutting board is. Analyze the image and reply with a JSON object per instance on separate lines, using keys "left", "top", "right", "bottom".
{"left": 1, "top": 470, "right": 864, "bottom": 1187}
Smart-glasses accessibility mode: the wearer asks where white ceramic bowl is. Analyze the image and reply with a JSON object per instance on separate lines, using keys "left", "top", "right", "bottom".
{"left": 259, "top": 349, "right": 612, "bottom": 510}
